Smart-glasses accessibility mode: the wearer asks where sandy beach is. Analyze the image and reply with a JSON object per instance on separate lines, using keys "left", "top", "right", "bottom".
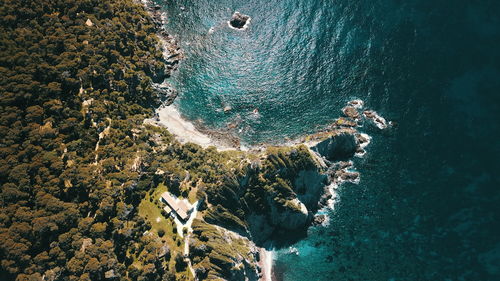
{"left": 259, "top": 247, "right": 274, "bottom": 281}
{"left": 153, "top": 105, "right": 240, "bottom": 151}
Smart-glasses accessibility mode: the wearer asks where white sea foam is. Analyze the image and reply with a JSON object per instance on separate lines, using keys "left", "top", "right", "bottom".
{"left": 363, "top": 110, "right": 389, "bottom": 129}
{"left": 326, "top": 182, "right": 339, "bottom": 210}
{"left": 358, "top": 133, "right": 372, "bottom": 148}
{"left": 355, "top": 149, "right": 367, "bottom": 158}
{"left": 348, "top": 99, "right": 364, "bottom": 109}
{"left": 289, "top": 247, "right": 299, "bottom": 255}
{"left": 355, "top": 133, "right": 372, "bottom": 157}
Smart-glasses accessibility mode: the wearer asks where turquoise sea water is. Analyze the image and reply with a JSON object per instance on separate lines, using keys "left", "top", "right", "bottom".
{"left": 159, "top": 0, "right": 500, "bottom": 280}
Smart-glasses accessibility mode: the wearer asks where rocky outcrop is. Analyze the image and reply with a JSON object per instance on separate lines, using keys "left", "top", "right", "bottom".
{"left": 327, "top": 161, "right": 360, "bottom": 185}
{"left": 342, "top": 106, "right": 360, "bottom": 119}
{"left": 228, "top": 12, "right": 251, "bottom": 30}
{"left": 242, "top": 148, "right": 329, "bottom": 244}
{"left": 269, "top": 198, "right": 309, "bottom": 230}
{"left": 150, "top": 96, "right": 389, "bottom": 279}
{"left": 153, "top": 83, "right": 178, "bottom": 106}
{"left": 141, "top": 0, "right": 183, "bottom": 83}
{"left": 312, "top": 133, "right": 358, "bottom": 161}
{"left": 188, "top": 220, "right": 260, "bottom": 281}
{"left": 363, "top": 110, "right": 389, "bottom": 129}
{"left": 312, "top": 214, "right": 327, "bottom": 226}
{"left": 294, "top": 169, "right": 328, "bottom": 207}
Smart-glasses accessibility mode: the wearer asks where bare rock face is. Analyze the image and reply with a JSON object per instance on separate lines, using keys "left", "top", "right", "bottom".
{"left": 313, "top": 133, "right": 358, "bottom": 161}
{"left": 342, "top": 106, "right": 360, "bottom": 119}
{"left": 271, "top": 198, "right": 309, "bottom": 230}
{"left": 153, "top": 83, "right": 178, "bottom": 106}
{"left": 229, "top": 12, "right": 251, "bottom": 29}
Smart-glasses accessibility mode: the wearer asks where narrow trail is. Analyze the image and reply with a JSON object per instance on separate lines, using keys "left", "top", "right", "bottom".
{"left": 178, "top": 201, "right": 199, "bottom": 279}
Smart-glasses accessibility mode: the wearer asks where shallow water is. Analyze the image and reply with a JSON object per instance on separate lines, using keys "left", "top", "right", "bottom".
{"left": 158, "top": 0, "right": 500, "bottom": 279}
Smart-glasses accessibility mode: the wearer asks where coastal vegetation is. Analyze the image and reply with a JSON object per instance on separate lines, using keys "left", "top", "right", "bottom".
{"left": 0, "top": 0, "right": 176, "bottom": 279}
{"left": 0, "top": 0, "right": 361, "bottom": 280}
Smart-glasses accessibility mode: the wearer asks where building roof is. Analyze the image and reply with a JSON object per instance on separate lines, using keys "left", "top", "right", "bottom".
{"left": 163, "top": 205, "right": 172, "bottom": 214}
{"left": 160, "top": 192, "right": 191, "bottom": 221}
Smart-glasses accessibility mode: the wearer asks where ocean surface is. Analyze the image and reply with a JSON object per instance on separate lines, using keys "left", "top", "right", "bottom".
{"left": 158, "top": 0, "right": 500, "bottom": 280}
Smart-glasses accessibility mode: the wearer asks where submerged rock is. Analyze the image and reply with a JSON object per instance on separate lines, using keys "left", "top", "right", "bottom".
{"left": 347, "top": 99, "right": 364, "bottom": 109}
{"left": 228, "top": 12, "right": 251, "bottom": 30}
{"left": 313, "top": 133, "right": 358, "bottom": 161}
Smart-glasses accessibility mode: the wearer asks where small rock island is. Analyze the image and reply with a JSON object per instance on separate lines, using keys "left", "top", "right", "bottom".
{"left": 228, "top": 11, "right": 251, "bottom": 30}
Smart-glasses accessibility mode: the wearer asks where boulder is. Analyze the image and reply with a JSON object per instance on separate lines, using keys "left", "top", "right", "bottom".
{"left": 229, "top": 12, "right": 250, "bottom": 29}
{"left": 104, "top": 270, "right": 117, "bottom": 279}
{"left": 336, "top": 170, "right": 359, "bottom": 182}
{"left": 342, "top": 106, "right": 360, "bottom": 119}
{"left": 312, "top": 214, "right": 327, "bottom": 226}
{"left": 313, "top": 133, "right": 358, "bottom": 161}
{"left": 158, "top": 244, "right": 170, "bottom": 258}
{"left": 363, "top": 110, "right": 388, "bottom": 129}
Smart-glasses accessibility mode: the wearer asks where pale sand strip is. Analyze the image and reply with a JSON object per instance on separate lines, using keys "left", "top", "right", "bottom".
{"left": 259, "top": 247, "right": 273, "bottom": 281}
{"left": 153, "top": 105, "right": 238, "bottom": 151}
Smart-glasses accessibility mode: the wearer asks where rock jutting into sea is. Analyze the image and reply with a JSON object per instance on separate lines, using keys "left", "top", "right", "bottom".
{"left": 363, "top": 109, "right": 390, "bottom": 129}
{"left": 147, "top": 95, "right": 391, "bottom": 280}
{"left": 342, "top": 106, "right": 361, "bottom": 120}
{"left": 228, "top": 11, "right": 251, "bottom": 30}
{"left": 153, "top": 82, "right": 178, "bottom": 106}
{"left": 312, "top": 133, "right": 358, "bottom": 162}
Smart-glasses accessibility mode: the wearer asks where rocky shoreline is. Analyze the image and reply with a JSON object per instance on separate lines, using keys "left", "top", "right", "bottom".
{"left": 140, "top": 0, "right": 252, "bottom": 151}
{"left": 138, "top": 2, "right": 391, "bottom": 280}
{"left": 140, "top": 0, "right": 183, "bottom": 105}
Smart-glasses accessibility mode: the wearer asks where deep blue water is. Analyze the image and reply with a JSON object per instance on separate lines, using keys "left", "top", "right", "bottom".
{"left": 159, "top": 0, "right": 500, "bottom": 280}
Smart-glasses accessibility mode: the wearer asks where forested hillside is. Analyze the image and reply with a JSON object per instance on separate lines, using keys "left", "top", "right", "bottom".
{"left": 0, "top": 0, "right": 172, "bottom": 279}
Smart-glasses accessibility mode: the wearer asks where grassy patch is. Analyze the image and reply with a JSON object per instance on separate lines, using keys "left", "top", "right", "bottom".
{"left": 138, "top": 183, "right": 184, "bottom": 255}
